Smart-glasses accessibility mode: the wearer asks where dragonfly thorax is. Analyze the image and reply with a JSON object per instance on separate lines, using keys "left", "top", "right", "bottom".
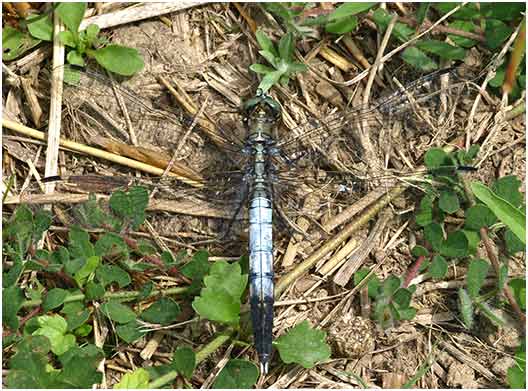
{"left": 243, "top": 91, "right": 281, "bottom": 142}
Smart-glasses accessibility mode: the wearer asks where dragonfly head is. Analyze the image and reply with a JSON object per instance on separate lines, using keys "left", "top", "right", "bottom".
{"left": 243, "top": 90, "right": 281, "bottom": 135}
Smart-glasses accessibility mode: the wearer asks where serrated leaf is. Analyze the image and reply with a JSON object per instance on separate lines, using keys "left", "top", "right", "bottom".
{"left": 464, "top": 204, "right": 497, "bottom": 230}
{"left": 275, "top": 321, "right": 331, "bottom": 368}
{"left": 416, "top": 40, "right": 466, "bottom": 60}
{"left": 56, "top": 2, "right": 87, "bottom": 32}
{"left": 471, "top": 181, "right": 525, "bottom": 244}
{"left": 438, "top": 190, "right": 460, "bottom": 213}
{"left": 115, "top": 368, "right": 150, "bottom": 389}
{"left": 440, "top": 230, "right": 469, "bottom": 258}
{"left": 466, "top": 258, "right": 490, "bottom": 298}
{"left": 141, "top": 297, "right": 180, "bottom": 325}
{"left": 428, "top": 255, "right": 448, "bottom": 279}
{"left": 212, "top": 359, "right": 259, "bottom": 389}
{"left": 43, "top": 288, "right": 68, "bottom": 311}
{"left": 458, "top": 288, "right": 474, "bottom": 329}
{"left": 100, "top": 301, "right": 136, "bottom": 324}
{"left": 402, "top": 47, "right": 438, "bottom": 72}
{"left": 32, "top": 315, "right": 77, "bottom": 355}
{"left": 91, "top": 45, "right": 144, "bottom": 76}
{"left": 172, "top": 347, "right": 196, "bottom": 379}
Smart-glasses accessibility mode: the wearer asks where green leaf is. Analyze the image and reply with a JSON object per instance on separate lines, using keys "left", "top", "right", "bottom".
{"left": 416, "top": 40, "right": 466, "bottom": 60}
{"left": 440, "top": 230, "right": 469, "bottom": 258}
{"left": 257, "top": 69, "right": 283, "bottom": 93}
{"left": 432, "top": 3, "right": 480, "bottom": 20}
{"left": 491, "top": 175, "right": 523, "bottom": 207}
{"left": 2, "top": 25, "right": 41, "bottom": 61}
{"left": 32, "top": 315, "right": 77, "bottom": 355}
{"left": 69, "top": 225, "right": 94, "bottom": 259}
{"left": 258, "top": 49, "right": 279, "bottom": 68}
{"left": 416, "top": 3, "right": 430, "bottom": 24}
{"left": 73, "top": 255, "right": 100, "bottom": 287}
{"left": 212, "top": 359, "right": 259, "bottom": 389}
{"left": 438, "top": 190, "right": 460, "bottom": 213}
{"left": 84, "top": 24, "right": 100, "bottom": 45}
{"left": 382, "top": 275, "right": 402, "bottom": 297}
{"left": 401, "top": 47, "right": 438, "bottom": 71}
{"left": 67, "top": 50, "right": 85, "bottom": 66}
{"left": 325, "top": 15, "right": 358, "bottom": 34}
{"left": 172, "top": 347, "right": 196, "bottom": 379}
{"left": 462, "top": 229, "right": 480, "bottom": 255}
{"left": 464, "top": 204, "right": 497, "bottom": 230}
{"left": 372, "top": 8, "right": 414, "bottom": 42}
{"left": 485, "top": 19, "right": 513, "bottom": 49}
{"left": 497, "top": 264, "right": 508, "bottom": 291}
{"left": 448, "top": 20, "right": 478, "bottom": 48}
{"left": 56, "top": 2, "right": 87, "bottom": 33}
{"left": 392, "top": 288, "right": 413, "bottom": 308}
{"left": 481, "top": 3, "right": 525, "bottom": 21}
{"left": 96, "top": 264, "right": 131, "bottom": 288}
{"left": 249, "top": 63, "right": 275, "bottom": 74}
{"left": 43, "top": 288, "right": 68, "bottom": 311}
{"left": 353, "top": 268, "right": 381, "bottom": 298}
{"left": 95, "top": 232, "right": 129, "bottom": 259}
{"left": 3, "top": 285, "right": 24, "bottom": 330}
{"left": 471, "top": 181, "right": 525, "bottom": 244}
{"left": 85, "top": 281, "right": 105, "bottom": 300}
{"left": 26, "top": 14, "right": 53, "bottom": 41}
{"left": 507, "top": 341, "right": 526, "bottom": 388}
{"left": 505, "top": 226, "right": 525, "bottom": 255}
{"left": 424, "top": 223, "right": 444, "bottom": 251}
{"left": 57, "top": 344, "right": 103, "bottom": 388}
{"left": 115, "top": 368, "right": 150, "bottom": 389}
{"left": 116, "top": 321, "right": 145, "bottom": 343}
{"left": 65, "top": 308, "right": 91, "bottom": 332}
{"left": 509, "top": 279, "right": 526, "bottom": 311}
{"left": 328, "top": 2, "right": 375, "bottom": 19}
{"left": 428, "top": 255, "right": 448, "bottom": 279}
{"left": 466, "top": 258, "right": 490, "bottom": 298}
{"left": 255, "top": 30, "right": 278, "bottom": 57}
{"left": 476, "top": 301, "right": 506, "bottom": 327}
{"left": 274, "top": 321, "right": 331, "bottom": 368}
{"left": 416, "top": 194, "right": 434, "bottom": 227}
{"left": 192, "top": 261, "right": 247, "bottom": 324}
{"left": 91, "top": 45, "right": 144, "bottom": 76}
{"left": 278, "top": 32, "right": 294, "bottom": 60}
{"left": 100, "top": 301, "right": 136, "bottom": 324}
{"left": 141, "top": 297, "right": 181, "bottom": 325}
{"left": 411, "top": 245, "right": 429, "bottom": 257}
{"left": 457, "top": 288, "right": 474, "bottom": 329}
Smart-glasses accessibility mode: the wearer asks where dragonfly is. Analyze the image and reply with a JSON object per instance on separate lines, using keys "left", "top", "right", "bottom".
{"left": 11, "top": 62, "right": 476, "bottom": 374}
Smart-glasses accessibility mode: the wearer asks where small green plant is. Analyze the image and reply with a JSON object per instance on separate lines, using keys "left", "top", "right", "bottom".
{"left": 249, "top": 30, "right": 307, "bottom": 92}
{"left": 3, "top": 2, "right": 143, "bottom": 76}
{"left": 507, "top": 340, "right": 526, "bottom": 389}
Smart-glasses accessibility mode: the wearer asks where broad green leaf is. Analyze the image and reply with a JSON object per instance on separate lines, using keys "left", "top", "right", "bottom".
{"left": 73, "top": 255, "right": 100, "bottom": 287}
{"left": 69, "top": 225, "right": 94, "bottom": 259}
{"left": 116, "top": 321, "right": 145, "bottom": 343}
{"left": 424, "top": 223, "right": 444, "bottom": 251}
{"left": 249, "top": 63, "right": 275, "bottom": 74}
{"left": 353, "top": 268, "right": 381, "bottom": 298}
{"left": 394, "top": 306, "right": 417, "bottom": 320}
{"left": 56, "top": 2, "right": 87, "bottom": 32}
{"left": 100, "top": 301, "right": 137, "bottom": 324}
{"left": 428, "top": 255, "right": 448, "bottom": 279}
{"left": 115, "top": 368, "right": 150, "bottom": 389}
{"left": 466, "top": 258, "right": 490, "bottom": 298}
{"left": 416, "top": 194, "right": 434, "bottom": 226}
{"left": 109, "top": 186, "right": 149, "bottom": 227}
{"left": 212, "top": 359, "right": 259, "bottom": 389}
{"left": 448, "top": 20, "right": 478, "bottom": 48}
{"left": 325, "top": 15, "right": 358, "bottom": 34}
{"left": 416, "top": 40, "right": 466, "bottom": 60}
{"left": 458, "top": 288, "right": 474, "bottom": 329}
{"left": 258, "top": 49, "right": 279, "bottom": 68}
{"left": 481, "top": 3, "right": 525, "bottom": 21}
{"left": 507, "top": 341, "right": 526, "bottom": 388}
{"left": 192, "top": 261, "right": 247, "bottom": 324}
{"left": 96, "top": 264, "right": 131, "bottom": 288}
{"left": 464, "top": 204, "right": 497, "bottom": 230}
{"left": 491, "top": 175, "right": 523, "bottom": 207}
{"left": 372, "top": 8, "right": 414, "bottom": 42}
{"left": 26, "top": 14, "right": 53, "bottom": 41}
{"left": 440, "top": 230, "right": 469, "bottom": 258}
{"left": 432, "top": 3, "right": 480, "bottom": 20}
{"left": 274, "top": 321, "right": 331, "bottom": 368}
{"left": 95, "top": 232, "right": 129, "bottom": 259}
{"left": 471, "top": 181, "right": 525, "bottom": 244}
{"left": 257, "top": 69, "right": 283, "bottom": 93}
{"left": 485, "top": 19, "right": 513, "bottom": 49}
{"left": 328, "top": 2, "right": 375, "bottom": 19}
{"left": 84, "top": 281, "right": 105, "bottom": 300}
{"left": 462, "top": 229, "right": 480, "bottom": 255}
{"left": 43, "top": 288, "right": 68, "bottom": 311}
{"left": 476, "top": 301, "right": 506, "bottom": 327}
{"left": 287, "top": 62, "right": 308, "bottom": 73}
{"left": 67, "top": 50, "right": 85, "bottom": 67}
{"left": 509, "top": 279, "right": 526, "bottom": 311}
{"left": 141, "top": 297, "right": 181, "bottom": 325}
{"left": 65, "top": 308, "right": 91, "bottom": 332}
{"left": 416, "top": 3, "right": 430, "bottom": 24}
{"left": 33, "top": 315, "right": 77, "bottom": 355}
{"left": 401, "top": 47, "right": 438, "bottom": 71}
{"left": 172, "top": 347, "right": 196, "bottom": 379}
{"left": 411, "top": 245, "right": 429, "bottom": 257}
{"left": 392, "top": 288, "right": 413, "bottom": 308}
{"left": 278, "top": 32, "right": 294, "bottom": 60}
{"left": 57, "top": 344, "right": 103, "bottom": 388}
{"left": 2, "top": 25, "right": 41, "bottom": 61}
{"left": 91, "top": 45, "right": 144, "bottom": 76}
{"left": 382, "top": 275, "right": 402, "bottom": 297}
{"left": 255, "top": 30, "right": 278, "bottom": 57}
{"left": 3, "top": 285, "right": 24, "bottom": 330}
{"left": 84, "top": 24, "right": 100, "bottom": 45}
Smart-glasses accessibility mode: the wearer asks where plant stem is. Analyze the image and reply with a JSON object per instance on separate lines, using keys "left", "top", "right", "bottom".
{"left": 148, "top": 329, "right": 235, "bottom": 389}
{"left": 21, "top": 286, "right": 188, "bottom": 308}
